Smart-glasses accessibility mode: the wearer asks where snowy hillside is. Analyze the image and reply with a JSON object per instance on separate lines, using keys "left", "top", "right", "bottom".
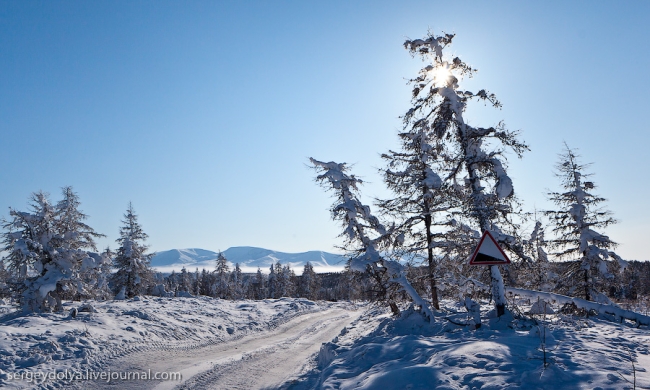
{"left": 150, "top": 246, "right": 347, "bottom": 274}
{"left": 149, "top": 248, "right": 221, "bottom": 266}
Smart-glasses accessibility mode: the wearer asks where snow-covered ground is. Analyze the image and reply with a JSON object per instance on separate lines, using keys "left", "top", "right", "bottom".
{"left": 2, "top": 296, "right": 649, "bottom": 390}
{"left": 288, "top": 299, "right": 650, "bottom": 390}
{"left": 0, "top": 297, "right": 359, "bottom": 389}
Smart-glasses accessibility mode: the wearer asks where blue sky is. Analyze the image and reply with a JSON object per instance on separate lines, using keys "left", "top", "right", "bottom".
{"left": 1, "top": 1, "right": 649, "bottom": 260}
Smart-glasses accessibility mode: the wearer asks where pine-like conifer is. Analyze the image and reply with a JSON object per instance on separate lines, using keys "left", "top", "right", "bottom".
{"left": 111, "top": 203, "right": 154, "bottom": 298}
{"left": 546, "top": 144, "right": 625, "bottom": 301}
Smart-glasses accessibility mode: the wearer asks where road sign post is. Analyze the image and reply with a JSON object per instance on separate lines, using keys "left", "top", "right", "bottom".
{"left": 469, "top": 231, "right": 510, "bottom": 317}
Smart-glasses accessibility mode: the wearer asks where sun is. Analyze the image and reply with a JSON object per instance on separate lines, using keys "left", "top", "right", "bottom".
{"left": 428, "top": 62, "right": 452, "bottom": 87}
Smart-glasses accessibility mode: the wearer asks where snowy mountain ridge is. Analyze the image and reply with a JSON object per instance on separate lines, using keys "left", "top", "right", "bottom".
{"left": 150, "top": 246, "right": 347, "bottom": 274}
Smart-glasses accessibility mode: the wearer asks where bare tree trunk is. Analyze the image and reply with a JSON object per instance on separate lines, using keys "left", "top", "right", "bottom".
{"left": 464, "top": 150, "right": 506, "bottom": 317}
{"left": 461, "top": 130, "right": 506, "bottom": 317}
{"left": 490, "top": 266, "right": 506, "bottom": 317}
{"left": 54, "top": 284, "right": 64, "bottom": 312}
{"left": 424, "top": 205, "right": 440, "bottom": 310}
{"left": 389, "top": 301, "right": 401, "bottom": 316}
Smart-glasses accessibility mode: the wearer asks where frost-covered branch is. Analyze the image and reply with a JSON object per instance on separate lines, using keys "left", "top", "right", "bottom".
{"left": 310, "top": 157, "right": 435, "bottom": 320}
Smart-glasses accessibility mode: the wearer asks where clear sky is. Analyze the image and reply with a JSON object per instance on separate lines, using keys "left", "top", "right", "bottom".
{"left": 1, "top": 1, "right": 649, "bottom": 260}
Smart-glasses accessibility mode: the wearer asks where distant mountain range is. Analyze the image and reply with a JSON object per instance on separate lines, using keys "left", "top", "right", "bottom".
{"left": 150, "top": 246, "right": 347, "bottom": 274}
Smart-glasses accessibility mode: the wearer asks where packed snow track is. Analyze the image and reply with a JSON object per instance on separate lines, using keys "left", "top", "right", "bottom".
{"left": 76, "top": 307, "right": 360, "bottom": 390}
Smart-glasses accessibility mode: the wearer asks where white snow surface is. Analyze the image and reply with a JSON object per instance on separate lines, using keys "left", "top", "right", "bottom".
{"left": 150, "top": 246, "right": 347, "bottom": 274}
{"left": 0, "top": 297, "right": 357, "bottom": 389}
{"left": 287, "top": 300, "right": 650, "bottom": 390}
{"left": 2, "top": 294, "right": 650, "bottom": 389}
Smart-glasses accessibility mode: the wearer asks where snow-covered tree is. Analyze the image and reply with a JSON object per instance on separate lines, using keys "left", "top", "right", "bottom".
{"left": 267, "top": 263, "right": 277, "bottom": 299}
{"left": 250, "top": 267, "right": 266, "bottom": 300}
{"left": 401, "top": 33, "right": 529, "bottom": 316}
{"left": 167, "top": 270, "right": 178, "bottom": 293}
{"left": 300, "top": 262, "right": 321, "bottom": 300}
{"left": 230, "top": 263, "right": 244, "bottom": 300}
{"left": 2, "top": 188, "right": 104, "bottom": 311}
{"left": 342, "top": 267, "right": 365, "bottom": 301}
{"left": 2, "top": 191, "right": 57, "bottom": 310}
{"left": 379, "top": 112, "right": 450, "bottom": 310}
{"left": 271, "top": 262, "right": 294, "bottom": 298}
{"left": 78, "top": 247, "right": 113, "bottom": 300}
{"left": 55, "top": 188, "right": 108, "bottom": 302}
{"left": 546, "top": 144, "right": 625, "bottom": 301}
{"left": 213, "top": 251, "right": 230, "bottom": 299}
{"left": 0, "top": 258, "right": 12, "bottom": 298}
{"left": 519, "top": 218, "right": 552, "bottom": 291}
{"left": 199, "top": 268, "right": 212, "bottom": 296}
{"left": 111, "top": 203, "right": 154, "bottom": 299}
{"left": 282, "top": 264, "right": 297, "bottom": 298}
{"left": 178, "top": 266, "right": 192, "bottom": 294}
{"left": 310, "top": 158, "right": 434, "bottom": 319}
{"left": 193, "top": 268, "right": 201, "bottom": 296}
{"left": 54, "top": 187, "right": 103, "bottom": 251}
{"left": 274, "top": 262, "right": 285, "bottom": 297}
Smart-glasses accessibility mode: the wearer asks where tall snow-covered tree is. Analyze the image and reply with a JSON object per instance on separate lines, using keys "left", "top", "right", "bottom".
{"left": 2, "top": 191, "right": 57, "bottom": 310}
{"left": 54, "top": 187, "right": 104, "bottom": 252}
{"left": 213, "top": 251, "right": 230, "bottom": 299}
{"left": 111, "top": 203, "right": 154, "bottom": 298}
{"left": 310, "top": 158, "right": 434, "bottom": 319}
{"left": 2, "top": 188, "right": 104, "bottom": 311}
{"left": 55, "top": 187, "right": 106, "bottom": 302}
{"left": 379, "top": 96, "right": 450, "bottom": 310}
{"left": 401, "top": 33, "right": 529, "bottom": 316}
{"left": 546, "top": 144, "right": 625, "bottom": 301}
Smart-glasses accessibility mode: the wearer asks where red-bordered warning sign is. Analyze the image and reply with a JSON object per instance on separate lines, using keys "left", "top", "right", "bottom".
{"left": 469, "top": 230, "right": 511, "bottom": 265}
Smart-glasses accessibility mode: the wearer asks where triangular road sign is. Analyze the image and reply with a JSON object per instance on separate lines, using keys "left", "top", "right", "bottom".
{"left": 469, "top": 230, "right": 511, "bottom": 265}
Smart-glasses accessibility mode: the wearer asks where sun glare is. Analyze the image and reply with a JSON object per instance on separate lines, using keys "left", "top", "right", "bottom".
{"left": 431, "top": 63, "right": 452, "bottom": 86}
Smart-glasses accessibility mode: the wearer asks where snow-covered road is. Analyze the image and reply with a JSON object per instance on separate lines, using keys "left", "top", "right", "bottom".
{"left": 77, "top": 307, "right": 361, "bottom": 390}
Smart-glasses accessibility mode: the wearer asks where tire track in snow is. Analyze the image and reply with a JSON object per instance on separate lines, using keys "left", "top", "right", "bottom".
{"left": 175, "top": 312, "right": 357, "bottom": 390}
{"left": 75, "top": 307, "right": 360, "bottom": 390}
